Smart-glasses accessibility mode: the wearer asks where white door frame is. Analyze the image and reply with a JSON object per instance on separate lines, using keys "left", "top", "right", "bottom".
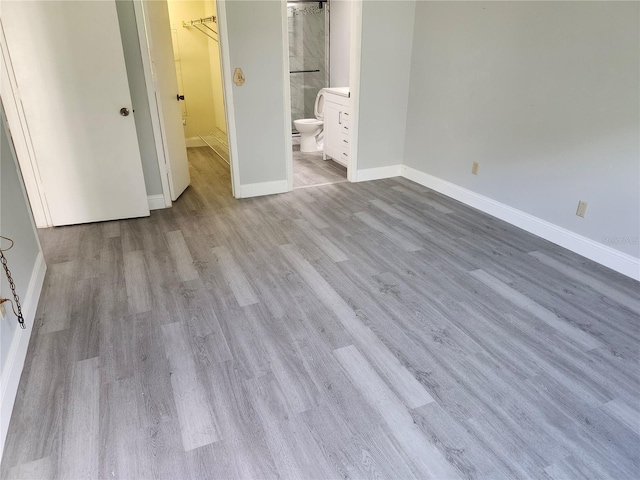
{"left": 215, "top": 0, "right": 241, "bottom": 197}
{"left": 346, "top": 0, "right": 363, "bottom": 182}
{"left": 0, "top": 18, "right": 52, "bottom": 228}
{"left": 284, "top": 0, "right": 362, "bottom": 184}
{"left": 133, "top": 0, "right": 172, "bottom": 208}
{"left": 280, "top": 0, "right": 294, "bottom": 192}
{"left": 135, "top": 0, "right": 242, "bottom": 199}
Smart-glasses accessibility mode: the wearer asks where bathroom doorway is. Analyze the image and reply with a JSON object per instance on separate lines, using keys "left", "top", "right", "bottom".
{"left": 166, "top": 0, "right": 232, "bottom": 194}
{"left": 288, "top": 0, "right": 348, "bottom": 189}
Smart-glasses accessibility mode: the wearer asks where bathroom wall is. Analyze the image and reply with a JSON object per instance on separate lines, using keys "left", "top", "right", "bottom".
{"left": 329, "top": 0, "right": 351, "bottom": 87}
{"left": 167, "top": 0, "right": 217, "bottom": 140}
{"left": 355, "top": 0, "right": 416, "bottom": 170}
{"left": 288, "top": 2, "right": 327, "bottom": 127}
{"left": 115, "top": 0, "right": 163, "bottom": 197}
{"left": 403, "top": 1, "right": 640, "bottom": 260}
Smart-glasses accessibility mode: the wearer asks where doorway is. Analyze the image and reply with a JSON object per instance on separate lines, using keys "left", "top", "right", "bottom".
{"left": 287, "top": 0, "right": 351, "bottom": 189}
{"left": 167, "top": 0, "right": 231, "bottom": 193}
{"left": 136, "top": 0, "right": 235, "bottom": 202}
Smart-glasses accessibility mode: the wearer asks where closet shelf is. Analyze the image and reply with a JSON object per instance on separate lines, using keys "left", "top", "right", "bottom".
{"left": 182, "top": 16, "right": 216, "bottom": 27}
{"left": 182, "top": 16, "right": 217, "bottom": 40}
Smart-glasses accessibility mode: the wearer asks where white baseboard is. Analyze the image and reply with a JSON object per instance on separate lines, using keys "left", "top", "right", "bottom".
{"left": 0, "top": 251, "right": 46, "bottom": 458}
{"left": 185, "top": 137, "right": 207, "bottom": 148}
{"left": 238, "top": 179, "right": 289, "bottom": 199}
{"left": 355, "top": 164, "right": 402, "bottom": 182}
{"left": 401, "top": 166, "right": 640, "bottom": 281}
{"left": 147, "top": 194, "right": 167, "bottom": 211}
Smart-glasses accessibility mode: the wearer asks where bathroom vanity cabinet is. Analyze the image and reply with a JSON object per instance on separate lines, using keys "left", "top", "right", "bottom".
{"left": 323, "top": 88, "right": 351, "bottom": 167}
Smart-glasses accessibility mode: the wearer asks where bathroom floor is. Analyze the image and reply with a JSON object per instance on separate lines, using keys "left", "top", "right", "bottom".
{"left": 293, "top": 144, "right": 347, "bottom": 189}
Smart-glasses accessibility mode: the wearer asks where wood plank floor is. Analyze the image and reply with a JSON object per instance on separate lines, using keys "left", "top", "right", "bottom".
{"left": 2, "top": 147, "right": 639, "bottom": 479}
{"left": 293, "top": 145, "right": 347, "bottom": 189}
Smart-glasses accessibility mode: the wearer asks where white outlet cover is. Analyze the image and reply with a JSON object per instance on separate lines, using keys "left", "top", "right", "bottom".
{"left": 576, "top": 200, "right": 588, "bottom": 218}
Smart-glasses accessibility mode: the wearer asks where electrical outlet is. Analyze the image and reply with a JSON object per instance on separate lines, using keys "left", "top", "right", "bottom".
{"left": 472, "top": 162, "right": 479, "bottom": 175}
{"left": 576, "top": 200, "right": 588, "bottom": 218}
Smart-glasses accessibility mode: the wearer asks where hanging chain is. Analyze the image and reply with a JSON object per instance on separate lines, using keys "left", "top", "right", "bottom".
{"left": 0, "top": 236, "right": 25, "bottom": 329}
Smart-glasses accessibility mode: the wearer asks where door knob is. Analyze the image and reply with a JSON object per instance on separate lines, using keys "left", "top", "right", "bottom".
{"left": 120, "top": 107, "right": 130, "bottom": 116}
{"left": 177, "top": 94, "right": 185, "bottom": 101}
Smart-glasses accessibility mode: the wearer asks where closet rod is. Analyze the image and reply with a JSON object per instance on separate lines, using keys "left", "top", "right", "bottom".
{"left": 182, "top": 16, "right": 217, "bottom": 40}
{"left": 182, "top": 15, "right": 216, "bottom": 28}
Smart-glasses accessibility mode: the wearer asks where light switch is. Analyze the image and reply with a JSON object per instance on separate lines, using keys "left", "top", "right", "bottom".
{"left": 233, "top": 68, "right": 245, "bottom": 86}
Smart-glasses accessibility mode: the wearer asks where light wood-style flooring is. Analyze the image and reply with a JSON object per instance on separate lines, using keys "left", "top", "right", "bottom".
{"left": 293, "top": 145, "right": 347, "bottom": 189}
{"left": 2, "top": 147, "right": 639, "bottom": 479}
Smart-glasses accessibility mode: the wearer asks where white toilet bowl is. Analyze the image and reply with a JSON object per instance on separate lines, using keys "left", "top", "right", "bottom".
{"left": 294, "top": 119, "right": 323, "bottom": 152}
{"left": 293, "top": 89, "right": 326, "bottom": 153}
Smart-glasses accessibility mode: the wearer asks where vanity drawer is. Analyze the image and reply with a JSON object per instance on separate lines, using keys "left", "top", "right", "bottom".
{"left": 339, "top": 139, "right": 350, "bottom": 160}
{"left": 334, "top": 148, "right": 349, "bottom": 167}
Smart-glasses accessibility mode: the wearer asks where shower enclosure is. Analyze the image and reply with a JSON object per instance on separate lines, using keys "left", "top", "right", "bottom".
{"left": 288, "top": 1, "right": 329, "bottom": 133}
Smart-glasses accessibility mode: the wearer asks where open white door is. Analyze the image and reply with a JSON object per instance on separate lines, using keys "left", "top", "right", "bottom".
{"left": 141, "top": 0, "right": 191, "bottom": 202}
{"left": 2, "top": 1, "right": 150, "bottom": 226}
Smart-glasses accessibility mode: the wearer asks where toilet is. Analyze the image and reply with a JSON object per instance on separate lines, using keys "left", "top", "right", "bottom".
{"left": 294, "top": 89, "right": 325, "bottom": 153}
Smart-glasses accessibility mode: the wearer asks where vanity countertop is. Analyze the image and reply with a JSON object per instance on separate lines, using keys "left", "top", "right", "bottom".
{"left": 323, "top": 87, "right": 350, "bottom": 98}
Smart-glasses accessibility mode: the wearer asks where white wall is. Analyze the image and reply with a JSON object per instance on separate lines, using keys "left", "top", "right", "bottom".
{"left": 0, "top": 111, "right": 40, "bottom": 379}
{"left": 355, "top": 0, "right": 415, "bottom": 170}
{"left": 403, "top": 1, "right": 640, "bottom": 260}
{"left": 329, "top": 0, "right": 351, "bottom": 87}
{"left": 224, "top": 0, "right": 288, "bottom": 187}
{"left": 0, "top": 107, "right": 46, "bottom": 457}
{"left": 116, "top": 0, "right": 164, "bottom": 197}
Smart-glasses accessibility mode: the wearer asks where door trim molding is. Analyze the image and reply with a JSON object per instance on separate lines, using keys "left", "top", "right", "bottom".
{"left": 134, "top": 0, "right": 173, "bottom": 209}
{"left": 281, "top": 0, "right": 294, "bottom": 192}
{"left": 0, "top": 18, "right": 52, "bottom": 227}
{"left": 215, "top": 0, "right": 241, "bottom": 198}
{"left": 346, "top": 0, "right": 363, "bottom": 183}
